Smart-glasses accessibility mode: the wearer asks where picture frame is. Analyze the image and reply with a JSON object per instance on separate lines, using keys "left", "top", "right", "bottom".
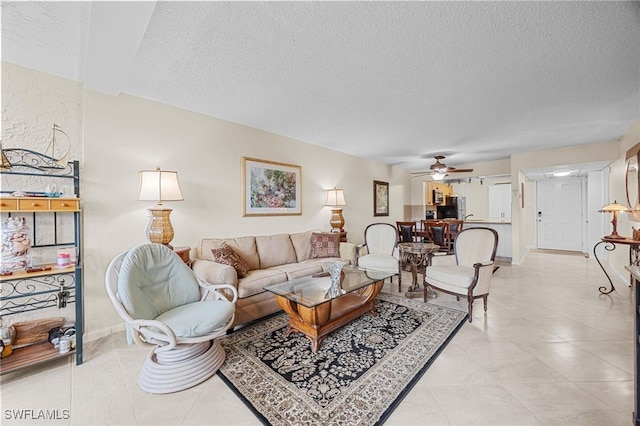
{"left": 373, "top": 180, "right": 389, "bottom": 216}
{"left": 242, "top": 157, "right": 302, "bottom": 216}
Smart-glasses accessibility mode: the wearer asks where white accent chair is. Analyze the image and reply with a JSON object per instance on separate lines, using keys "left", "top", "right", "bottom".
{"left": 424, "top": 227, "right": 498, "bottom": 322}
{"left": 105, "top": 243, "right": 237, "bottom": 394}
{"left": 356, "top": 223, "right": 401, "bottom": 291}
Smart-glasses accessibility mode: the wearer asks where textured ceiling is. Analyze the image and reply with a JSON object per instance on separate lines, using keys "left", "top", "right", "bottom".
{"left": 2, "top": 1, "right": 639, "bottom": 173}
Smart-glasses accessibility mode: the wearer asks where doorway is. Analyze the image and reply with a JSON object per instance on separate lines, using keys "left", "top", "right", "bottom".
{"left": 536, "top": 177, "right": 584, "bottom": 251}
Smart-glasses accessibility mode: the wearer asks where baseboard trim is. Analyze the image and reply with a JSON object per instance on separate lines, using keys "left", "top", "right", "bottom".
{"left": 84, "top": 323, "right": 126, "bottom": 343}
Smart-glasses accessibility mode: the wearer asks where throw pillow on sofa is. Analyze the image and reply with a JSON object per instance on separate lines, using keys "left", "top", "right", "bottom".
{"left": 211, "top": 242, "right": 250, "bottom": 277}
{"left": 310, "top": 232, "right": 341, "bottom": 258}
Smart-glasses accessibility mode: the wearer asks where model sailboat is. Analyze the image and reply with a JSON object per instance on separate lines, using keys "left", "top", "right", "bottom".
{"left": 0, "top": 142, "right": 11, "bottom": 171}
{"left": 42, "top": 124, "right": 70, "bottom": 169}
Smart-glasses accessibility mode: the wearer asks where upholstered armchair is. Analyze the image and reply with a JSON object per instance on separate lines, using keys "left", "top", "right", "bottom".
{"left": 356, "top": 223, "right": 401, "bottom": 291}
{"left": 105, "top": 243, "right": 237, "bottom": 393}
{"left": 424, "top": 227, "right": 498, "bottom": 322}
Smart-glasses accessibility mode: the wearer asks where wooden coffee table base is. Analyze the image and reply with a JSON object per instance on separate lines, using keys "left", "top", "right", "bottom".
{"left": 275, "top": 280, "right": 384, "bottom": 353}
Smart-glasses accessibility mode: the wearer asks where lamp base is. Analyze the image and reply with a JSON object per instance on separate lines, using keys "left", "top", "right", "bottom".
{"left": 329, "top": 208, "right": 345, "bottom": 233}
{"left": 146, "top": 207, "right": 175, "bottom": 248}
{"left": 604, "top": 232, "right": 624, "bottom": 240}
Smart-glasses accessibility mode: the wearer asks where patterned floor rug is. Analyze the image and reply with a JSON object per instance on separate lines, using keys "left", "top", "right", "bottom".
{"left": 218, "top": 292, "right": 467, "bottom": 426}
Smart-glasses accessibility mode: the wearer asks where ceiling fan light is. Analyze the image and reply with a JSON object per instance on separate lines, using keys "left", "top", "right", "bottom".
{"left": 432, "top": 172, "right": 447, "bottom": 181}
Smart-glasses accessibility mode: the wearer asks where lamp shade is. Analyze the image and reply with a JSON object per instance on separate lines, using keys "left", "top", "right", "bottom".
{"left": 599, "top": 200, "right": 629, "bottom": 239}
{"left": 325, "top": 188, "right": 346, "bottom": 207}
{"left": 599, "top": 202, "right": 628, "bottom": 213}
{"left": 138, "top": 167, "right": 184, "bottom": 205}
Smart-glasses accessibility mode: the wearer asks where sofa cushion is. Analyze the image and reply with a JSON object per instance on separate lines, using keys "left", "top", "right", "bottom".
{"left": 154, "top": 299, "right": 234, "bottom": 337}
{"left": 210, "top": 242, "right": 250, "bottom": 277}
{"left": 357, "top": 253, "right": 399, "bottom": 274}
{"left": 237, "top": 269, "right": 288, "bottom": 299}
{"left": 270, "top": 259, "right": 327, "bottom": 281}
{"left": 426, "top": 265, "right": 475, "bottom": 289}
{"left": 310, "top": 232, "right": 341, "bottom": 258}
{"left": 200, "top": 236, "right": 259, "bottom": 271}
{"left": 290, "top": 230, "right": 316, "bottom": 262}
{"left": 256, "top": 233, "right": 297, "bottom": 269}
{"left": 118, "top": 244, "right": 201, "bottom": 320}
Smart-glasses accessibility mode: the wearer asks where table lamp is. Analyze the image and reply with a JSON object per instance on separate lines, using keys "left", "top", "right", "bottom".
{"left": 325, "top": 187, "right": 346, "bottom": 233}
{"left": 599, "top": 201, "right": 628, "bottom": 239}
{"left": 138, "top": 166, "right": 184, "bottom": 248}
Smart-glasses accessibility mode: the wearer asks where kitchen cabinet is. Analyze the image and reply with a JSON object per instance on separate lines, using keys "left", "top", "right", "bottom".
{"left": 489, "top": 184, "right": 512, "bottom": 221}
{"left": 425, "top": 183, "right": 452, "bottom": 206}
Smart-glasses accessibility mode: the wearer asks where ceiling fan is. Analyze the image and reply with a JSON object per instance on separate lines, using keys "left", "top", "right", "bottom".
{"left": 411, "top": 156, "right": 474, "bottom": 180}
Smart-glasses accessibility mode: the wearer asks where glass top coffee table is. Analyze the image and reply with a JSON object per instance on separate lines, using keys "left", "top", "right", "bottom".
{"left": 265, "top": 266, "right": 393, "bottom": 353}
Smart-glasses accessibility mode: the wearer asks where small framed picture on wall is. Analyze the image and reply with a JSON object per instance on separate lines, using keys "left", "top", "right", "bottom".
{"left": 373, "top": 180, "right": 389, "bottom": 216}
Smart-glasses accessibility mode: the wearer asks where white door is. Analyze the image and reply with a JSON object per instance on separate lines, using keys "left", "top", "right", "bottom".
{"left": 536, "top": 178, "right": 583, "bottom": 251}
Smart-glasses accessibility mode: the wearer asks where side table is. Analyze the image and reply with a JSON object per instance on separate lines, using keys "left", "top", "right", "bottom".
{"left": 173, "top": 246, "right": 191, "bottom": 266}
{"left": 593, "top": 236, "right": 640, "bottom": 294}
{"left": 397, "top": 242, "right": 439, "bottom": 298}
{"left": 330, "top": 230, "right": 348, "bottom": 243}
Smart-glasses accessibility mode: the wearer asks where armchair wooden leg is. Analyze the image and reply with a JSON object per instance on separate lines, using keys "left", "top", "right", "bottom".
{"left": 467, "top": 297, "right": 473, "bottom": 323}
{"left": 398, "top": 272, "right": 402, "bottom": 292}
{"left": 483, "top": 295, "right": 488, "bottom": 311}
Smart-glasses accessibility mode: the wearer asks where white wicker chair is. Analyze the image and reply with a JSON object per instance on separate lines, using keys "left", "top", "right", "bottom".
{"left": 105, "top": 243, "right": 237, "bottom": 394}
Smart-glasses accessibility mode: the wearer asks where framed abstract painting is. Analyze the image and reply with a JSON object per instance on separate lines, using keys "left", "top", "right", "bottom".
{"left": 242, "top": 157, "right": 302, "bottom": 216}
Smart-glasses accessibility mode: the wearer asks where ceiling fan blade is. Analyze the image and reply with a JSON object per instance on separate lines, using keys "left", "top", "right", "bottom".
{"left": 410, "top": 172, "right": 431, "bottom": 178}
{"left": 448, "top": 168, "right": 474, "bottom": 173}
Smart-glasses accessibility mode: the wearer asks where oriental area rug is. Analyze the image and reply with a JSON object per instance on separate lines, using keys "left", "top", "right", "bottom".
{"left": 217, "top": 292, "right": 467, "bottom": 426}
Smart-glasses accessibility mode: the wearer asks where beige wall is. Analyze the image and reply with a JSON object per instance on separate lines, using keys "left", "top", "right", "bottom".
{"left": 4, "top": 61, "right": 639, "bottom": 339}
{"left": 2, "top": 63, "right": 410, "bottom": 340}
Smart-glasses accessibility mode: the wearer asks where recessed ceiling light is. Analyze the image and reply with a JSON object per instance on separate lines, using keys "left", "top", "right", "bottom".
{"left": 553, "top": 171, "right": 571, "bottom": 177}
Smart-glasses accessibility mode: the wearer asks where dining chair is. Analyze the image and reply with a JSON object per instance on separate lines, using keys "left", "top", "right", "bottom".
{"left": 446, "top": 219, "right": 464, "bottom": 252}
{"left": 396, "top": 221, "right": 417, "bottom": 243}
{"left": 423, "top": 220, "right": 451, "bottom": 253}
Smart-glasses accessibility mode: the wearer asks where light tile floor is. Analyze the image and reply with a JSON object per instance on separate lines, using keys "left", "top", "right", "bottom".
{"left": 1, "top": 250, "right": 634, "bottom": 425}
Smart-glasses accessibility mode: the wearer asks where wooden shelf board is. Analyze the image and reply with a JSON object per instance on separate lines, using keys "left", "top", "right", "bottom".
{"left": 0, "top": 264, "right": 75, "bottom": 282}
{"left": 0, "top": 341, "right": 74, "bottom": 374}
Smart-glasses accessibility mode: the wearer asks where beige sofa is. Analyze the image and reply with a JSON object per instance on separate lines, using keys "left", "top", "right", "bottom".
{"left": 192, "top": 231, "right": 356, "bottom": 327}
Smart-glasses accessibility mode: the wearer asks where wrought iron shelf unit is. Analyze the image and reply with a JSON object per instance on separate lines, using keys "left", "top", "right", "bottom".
{"left": 0, "top": 148, "right": 83, "bottom": 373}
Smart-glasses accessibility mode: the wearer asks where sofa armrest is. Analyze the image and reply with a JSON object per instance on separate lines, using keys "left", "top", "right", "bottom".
{"left": 340, "top": 242, "right": 357, "bottom": 264}
{"left": 191, "top": 259, "right": 239, "bottom": 287}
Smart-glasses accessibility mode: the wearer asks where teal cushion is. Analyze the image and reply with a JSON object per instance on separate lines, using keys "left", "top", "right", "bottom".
{"left": 155, "top": 300, "right": 235, "bottom": 337}
{"left": 118, "top": 244, "right": 201, "bottom": 320}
